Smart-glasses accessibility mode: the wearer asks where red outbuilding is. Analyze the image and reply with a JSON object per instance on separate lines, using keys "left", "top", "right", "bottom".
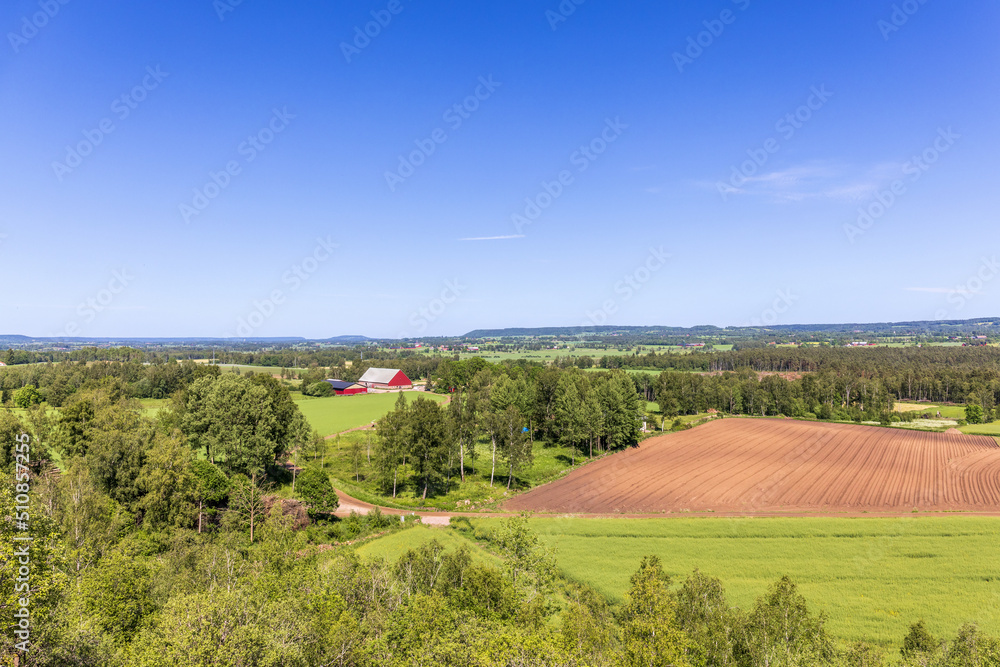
{"left": 324, "top": 379, "right": 368, "bottom": 396}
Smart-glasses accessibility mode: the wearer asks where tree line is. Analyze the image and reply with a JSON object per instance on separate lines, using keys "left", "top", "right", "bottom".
{"left": 368, "top": 362, "right": 644, "bottom": 499}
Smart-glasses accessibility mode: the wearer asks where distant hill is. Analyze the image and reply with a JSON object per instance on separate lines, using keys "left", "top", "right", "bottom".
{"left": 323, "top": 335, "right": 372, "bottom": 343}
{"left": 463, "top": 318, "right": 1000, "bottom": 339}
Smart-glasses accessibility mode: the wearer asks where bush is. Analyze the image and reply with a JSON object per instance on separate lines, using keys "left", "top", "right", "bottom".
{"left": 304, "top": 381, "right": 334, "bottom": 397}
{"left": 901, "top": 619, "right": 937, "bottom": 660}
{"left": 965, "top": 404, "right": 984, "bottom": 424}
{"left": 12, "top": 385, "right": 41, "bottom": 408}
{"left": 296, "top": 466, "right": 339, "bottom": 517}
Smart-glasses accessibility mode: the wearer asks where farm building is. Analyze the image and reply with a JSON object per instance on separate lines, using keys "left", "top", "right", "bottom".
{"left": 324, "top": 379, "right": 368, "bottom": 396}
{"left": 358, "top": 367, "right": 412, "bottom": 390}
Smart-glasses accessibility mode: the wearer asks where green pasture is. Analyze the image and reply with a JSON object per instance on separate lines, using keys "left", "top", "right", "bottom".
{"left": 511, "top": 516, "right": 1000, "bottom": 648}
{"left": 895, "top": 402, "right": 967, "bottom": 419}
{"left": 960, "top": 422, "right": 1000, "bottom": 436}
{"left": 356, "top": 515, "right": 1000, "bottom": 647}
{"left": 294, "top": 391, "right": 446, "bottom": 437}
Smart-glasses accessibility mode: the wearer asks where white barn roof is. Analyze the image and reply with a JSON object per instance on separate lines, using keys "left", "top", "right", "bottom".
{"left": 358, "top": 367, "right": 404, "bottom": 384}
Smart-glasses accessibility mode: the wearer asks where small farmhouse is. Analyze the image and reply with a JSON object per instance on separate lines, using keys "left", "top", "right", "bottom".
{"left": 324, "top": 379, "right": 368, "bottom": 396}
{"left": 357, "top": 367, "right": 412, "bottom": 390}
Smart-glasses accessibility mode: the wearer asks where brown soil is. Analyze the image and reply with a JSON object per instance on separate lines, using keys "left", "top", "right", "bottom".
{"left": 503, "top": 418, "right": 1000, "bottom": 514}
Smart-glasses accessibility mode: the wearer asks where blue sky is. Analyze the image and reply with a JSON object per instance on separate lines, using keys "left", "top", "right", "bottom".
{"left": 1, "top": 0, "right": 998, "bottom": 338}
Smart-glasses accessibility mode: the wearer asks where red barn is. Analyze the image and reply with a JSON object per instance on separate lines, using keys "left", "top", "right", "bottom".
{"left": 324, "top": 379, "right": 368, "bottom": 396}
{"left": 358, "top": 367, "right": 412, "bottom": 390}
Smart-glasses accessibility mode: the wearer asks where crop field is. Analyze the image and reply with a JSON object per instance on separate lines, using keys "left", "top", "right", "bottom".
{"left": 505, "top": 418, "right": 1000, "bottom": 514}
{"left": 294, "top": 391, "right": 447, "bottom": 436}
{"left": 895, "top": 402, "right": 967, "bottom": 418}
{"left": 526, "top": 516, "right": 1000, "bottom": 646}
{"left": 356, "top": 516, "right": 1000, "bottom": 646}
{"left": 961, "top": 422, "right": 1000, "bottom": 436}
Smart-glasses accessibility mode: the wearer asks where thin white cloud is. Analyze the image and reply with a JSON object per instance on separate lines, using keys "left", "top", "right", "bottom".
{"left": 905, "top": 287, "right": 979, "bottom": 295}
{"left": 459, "top": 234, "right": 525, "bottom": 241}
{"left": 703, "top": 161, "right": 904, "bottom": 203}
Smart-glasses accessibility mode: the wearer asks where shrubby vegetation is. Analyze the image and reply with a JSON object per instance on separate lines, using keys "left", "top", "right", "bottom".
{"left": 3, "top": 341, "right": 1000, "bottom": 663}
{"left": 7, "top": 480, "right": 998, "bottom": 667}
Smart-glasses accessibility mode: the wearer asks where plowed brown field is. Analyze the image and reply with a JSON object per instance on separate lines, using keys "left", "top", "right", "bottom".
{"left": 506, "top": 419, "right": 1000, "bottom": 514}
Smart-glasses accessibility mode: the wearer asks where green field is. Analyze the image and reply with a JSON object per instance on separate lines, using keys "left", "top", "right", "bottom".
{"left": 294, "top": 391, "right": 447, "bottom": 436}
{"left": 355, "top": 516, "right": 1000, "bottom": 647}
{"left": 513, "top": 517, "right": 1000, "bottom": 647}
{"left": 895, "top": 402, "right": 967, "bottom": 419}
{"left": 960, "top": 422, "right": 1000, "bottom": 436}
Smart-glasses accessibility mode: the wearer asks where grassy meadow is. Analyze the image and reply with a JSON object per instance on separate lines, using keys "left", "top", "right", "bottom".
{"left": 894, "top": 402, "right": 967, "bottom": 419}
{"left": 353, "top": 515, "right": 1000, "bottom": 647}
{"left": 293, "top": 391, "right": 447, "bottom": 437}
{"left": 518, "top": 516, "right": 1000, "bottom": 647}
{"left": 960, "top": 422, "right": 1000, "bottom": 436}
